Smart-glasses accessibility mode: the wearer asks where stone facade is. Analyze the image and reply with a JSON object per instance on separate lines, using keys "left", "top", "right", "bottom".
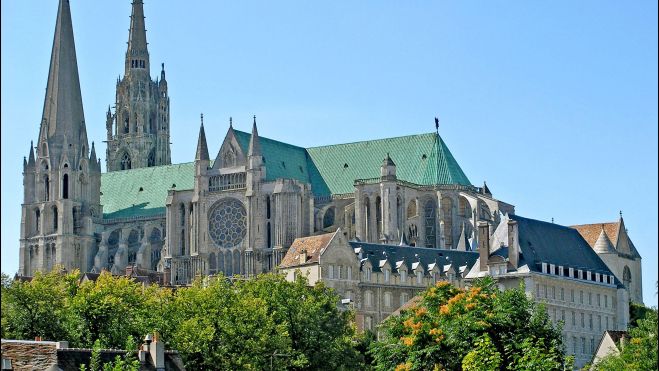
{"left": 279, "top": 229, "right": 478, "bottom": 331}
{"left": 105, "top": 0, "right": 171, "bottom": 172}
{"left": 465, "top": 214, "right": 630, "bottom": 369}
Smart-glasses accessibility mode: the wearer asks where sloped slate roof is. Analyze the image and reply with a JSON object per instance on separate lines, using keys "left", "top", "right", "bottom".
{"left": 100, "top": 131, "right": 470, "bottom": 219}
{"left": 351, "top": 241, "right": 478, "bottom": 274}
{"left": 509, "top": 214, "right": 618, "bottom": 279}
{"left": 100, "top": 162, "right": 195, "bottom": 219}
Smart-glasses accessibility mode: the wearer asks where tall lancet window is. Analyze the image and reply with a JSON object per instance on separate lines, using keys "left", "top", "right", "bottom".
{"left": 424, "top": 199, "right": 436, "bottom": 248}
{"left": 44, "top": 176, "right": 50, "bottom": 201}
{"left": 35, "top": 209, "right": 41, "bottom": 234}
{"left": 52, "top": 206, "right": 58, "bottom": 232}
{"left": 62, "top": 174, "right": 69, "bottom": 199}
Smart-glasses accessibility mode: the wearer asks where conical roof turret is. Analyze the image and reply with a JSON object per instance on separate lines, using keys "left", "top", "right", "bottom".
{"left": 593, "top": 226, "right": 615, "bottom": 254}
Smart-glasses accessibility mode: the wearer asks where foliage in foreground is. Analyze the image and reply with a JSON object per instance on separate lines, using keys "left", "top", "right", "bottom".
{"left": 592, "top": 307, "right": 658, "bottom": 371}
{"left": 369, "top": 277, "right": 573, "bottom": 370}
{"left": 1, "top": 269, "right": 361, "bottom": 370}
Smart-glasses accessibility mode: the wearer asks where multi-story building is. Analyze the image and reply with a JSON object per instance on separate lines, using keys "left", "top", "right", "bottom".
{"left": 465, "top": 213, "right": 630, "bottom": 368}
{"left": 278, "top": 229, "right": 479, "bottom": 331}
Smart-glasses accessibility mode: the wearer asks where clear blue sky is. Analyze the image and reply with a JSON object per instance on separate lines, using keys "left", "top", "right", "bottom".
{"left": 1, "top": 1, "right": 657, "bottom": 305}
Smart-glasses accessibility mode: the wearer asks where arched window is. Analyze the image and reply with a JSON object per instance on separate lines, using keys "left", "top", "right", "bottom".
{"left": 623, "top": 266, "right": 632, "bottom": 289}
{"left": 44, "top": 176, "right": 50, "bottom": 202}
{"left": 123, "top": 117, "right": 129, "bottom": 134}
{"left": 442, "top": 197, "right": 453, "bottom": 248}
{"left": 266, "top": 196, "right": 271, "bottom": 219}
{"left": 52, "top": 206, "right": 58, "bottom": 232}
{"left": 363, "top": 196, "right": 371, "bottom": 242}
{"left": 35, "top": 209, "right": 41, "bottom": 234}
{"left": 62, "top": 174, "right": 69, "bottom": 199}
{"left": 267, "top": 222, "right": 272, "bottom": 248}
{"left": 180, "top": 230, "right": 186, "bottom": 256}
{"left": 424, "top": 199, "right": 436, "bottom": 248}
{"left": 120, "top": 152, "right": 131, "bottom": 170}
{"left": 396, "top": 196, "right": 403, "bottom": 235}
{"left": 375, "top": 196, "right": 382, "bottom": 238}
{"left": 180, "top": 204, "right": 186, "bottom": 227}
{"left": 407, "top": 200, "right": 417, "bottom": 219}
{"left": 323, "top": 207, "right": 335, "bottom": 229}
{"left": 147, "top": 148, "right": 156, "bottom": 167}
{"left": 459, "top": 197, "right": 469, "bottom": 217}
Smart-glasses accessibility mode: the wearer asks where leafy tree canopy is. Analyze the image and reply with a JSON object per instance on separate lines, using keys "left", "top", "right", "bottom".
{"left": 369, "top": 277, "right": 572, "bottom": 370}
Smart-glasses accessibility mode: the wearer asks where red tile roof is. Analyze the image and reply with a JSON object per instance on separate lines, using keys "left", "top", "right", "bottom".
{"left": 279, "top": 231, "right": 336, "bottom": 268}
{"left": 571, "top": 222, "right": 620, "bottom": 248}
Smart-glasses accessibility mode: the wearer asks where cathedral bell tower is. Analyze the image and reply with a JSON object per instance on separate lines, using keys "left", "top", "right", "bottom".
{"left": 20, "top": 0, "right": 101, "bottom": 276}
{"left": 105, "top": 0, "right": 171, "bottom": 171}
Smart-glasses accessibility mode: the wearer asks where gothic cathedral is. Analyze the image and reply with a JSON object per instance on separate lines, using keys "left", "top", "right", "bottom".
{"left": 18, "top": 0, "right": 643, "bottom": 306}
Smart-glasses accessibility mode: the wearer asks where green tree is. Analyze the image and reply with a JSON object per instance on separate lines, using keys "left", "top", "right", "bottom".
{"left": 593, "top": 307, "right": 658, "bottom": 371}
{"left": 1, "top": 267, "right": 78, "bottom": 341}
{"left": 238, "top": 273, "right": 361, "bottom": 370}
{"left": 67, "top": 271, "right": 154, "bottom": 348}
{"left": 370, "top": 278, "right": 571, "bottom": 370}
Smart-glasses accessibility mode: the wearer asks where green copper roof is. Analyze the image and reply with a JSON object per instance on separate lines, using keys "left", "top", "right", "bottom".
{"left": 101, "top": 162, "right": 195, "bottom": 219}
{"left": 233, "top": 130, "right": 314, "bottom": 185}
{"left": 100, "top": 131, "right": 470, "bottom": 219}
{"left": 306, "top": 132, "right": 471, "bottom": 195}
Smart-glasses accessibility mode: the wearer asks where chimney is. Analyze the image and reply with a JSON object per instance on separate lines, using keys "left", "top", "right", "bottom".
{"left": 477, "top": 222, "right": 490, "bottom": 271}
{"left": 299, "top": 249, "right": 307, "bottom": 264}
{"left": 507, "top": 220, "right": 519, "bottom": 269}
{"left": 144, "top": 333, "right": 165, "bottom": 370}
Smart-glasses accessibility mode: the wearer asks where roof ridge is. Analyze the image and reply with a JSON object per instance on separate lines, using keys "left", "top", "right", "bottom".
{"left": 233, "top": 129, "right": 307, "bottom": 151}
{"left": 307, "top": 132, "right": 437, "bottom": 150}
{"left": 570, "top": 221, "right": 619, "bottom": 227}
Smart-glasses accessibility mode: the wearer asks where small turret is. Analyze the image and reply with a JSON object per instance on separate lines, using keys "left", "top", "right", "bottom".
{"left": 380, "top": 153, "right": 396, "bottom": 180}
{"left": 27, "top": 141, "right": 36, "bottom": 169}
{"left": 247, "top": 115, "right": 262, "bottom": 158}
{"left": 195, "top": 114, "right": 210, "bottom": 162}
{"left": 89, "top": 142, "right": 99, "bottom": 172}
{"left": 593, "top": 226, "right": 615, "bottom": 254}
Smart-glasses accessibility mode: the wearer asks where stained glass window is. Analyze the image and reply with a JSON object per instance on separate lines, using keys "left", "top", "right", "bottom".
{"left": 208, "top": 198, "right": 247, "bottom": 248}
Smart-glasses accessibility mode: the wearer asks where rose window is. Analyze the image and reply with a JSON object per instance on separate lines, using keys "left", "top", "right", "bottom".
{"left": 208, "top": 198, "right": 246, "bottom": 248}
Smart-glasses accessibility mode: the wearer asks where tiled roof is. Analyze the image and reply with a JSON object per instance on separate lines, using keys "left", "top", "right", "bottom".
{"left": 571, "top": 222, "right": 620, "bottom": 249}
{"left": 100, "top": 162, "right": 196, "bottom": 219}
{"left": 508, "top": 215, "right": 619, "bottom": 280}
{"left": 100, "top": 131, "right": 471, "bottom": 219}
{"left": 233, "top": 130, "right": 318, "bottom": 187}
{"left": 306, "top": 132, "right": 472, "bottom": 195}
{"left": 351, "top": 241, "right": 478, "bottom": 274}
{"left": 279, "top": 231, "right": 336, "bottom": 268}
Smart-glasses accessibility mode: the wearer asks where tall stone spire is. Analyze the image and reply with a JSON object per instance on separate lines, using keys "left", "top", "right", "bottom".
{"left": 107, "top": 0, "right": 171, "bottom": 171}
{"left": 247, "top": 115, "right": 262, "bottom": 157}
{"left": 196, "top": 114, "right": 209, "bottom": 161}
{"left": 125, "top": 0, "right": 149, "bottom": 76}
{"left": 38, "top": 0, "right": 88, "bottom": 161}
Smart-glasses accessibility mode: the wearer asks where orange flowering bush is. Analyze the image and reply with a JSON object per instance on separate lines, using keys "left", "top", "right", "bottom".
{"left": 369, "top": 277, "right": 569, "bottom": 370}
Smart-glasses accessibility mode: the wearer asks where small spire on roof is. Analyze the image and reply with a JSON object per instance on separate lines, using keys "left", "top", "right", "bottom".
{"left": 619, "top": 210, "right": 623, "bottom": 218}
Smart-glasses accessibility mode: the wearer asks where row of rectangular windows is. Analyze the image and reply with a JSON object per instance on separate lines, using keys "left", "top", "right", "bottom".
{"left": 536, "top": 284, "right": 613, "bottom": 309}
{"left": 549, "top": 306, "right": 612, "bottom": 332}
{"left": 541, "top": 262, "right": 614, "bottom": 285}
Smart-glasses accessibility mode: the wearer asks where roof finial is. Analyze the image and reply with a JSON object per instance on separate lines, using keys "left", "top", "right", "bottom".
{"left": 253, "top": 115, "right": 257, "bottom": 125}
{"left": 200, "top": 113, "right": 204, "bottom": 127}
{"left": 434, "top": 116, "right": 439, "bottom": 133}
{"left": 229, "top": 116, "right": 233, "bottom": 127}
{"left": 619, "top": 210, "right": 623, "bottom": 218}
{"left": 551, "top": 217, "right": 554, "bottom": 223}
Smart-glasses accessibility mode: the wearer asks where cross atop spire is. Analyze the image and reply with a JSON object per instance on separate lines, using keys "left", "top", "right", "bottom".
{"left": 38, "top": 0, "right": 88, "bottom": 165}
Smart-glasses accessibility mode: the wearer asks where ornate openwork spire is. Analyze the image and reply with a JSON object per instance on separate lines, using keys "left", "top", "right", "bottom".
{"left": 196, "top": 114, "right": 209, "bottom": 161}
